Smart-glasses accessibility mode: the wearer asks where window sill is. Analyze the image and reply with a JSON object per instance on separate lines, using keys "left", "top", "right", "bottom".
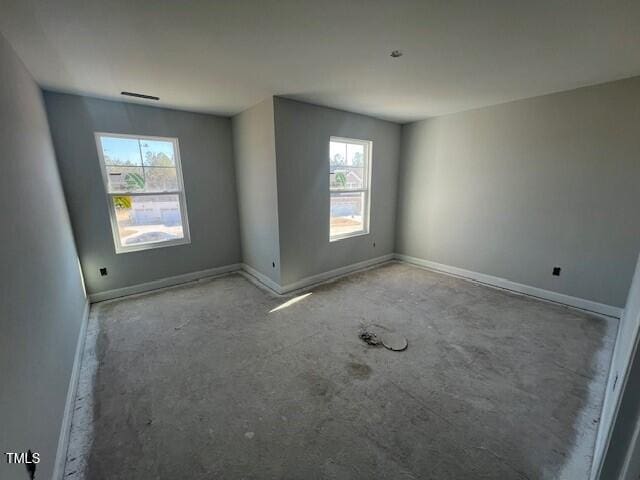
{"left": 115, "top": 237, "right": 191, "bottom": 254}
{"left": 329, "top": 230, "right": 370, "bottom": 243}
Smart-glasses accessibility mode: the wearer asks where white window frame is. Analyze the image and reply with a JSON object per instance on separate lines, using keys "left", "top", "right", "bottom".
{"left": 94, "top": 132, "right": 191, "bottom": 254}
{"left": 329, "top": 136, "right": 372, "bottom": 242}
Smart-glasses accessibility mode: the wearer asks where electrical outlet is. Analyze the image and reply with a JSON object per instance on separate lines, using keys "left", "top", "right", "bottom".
{"left": 100, "top": 267, "right": 108, "bottom": 277}
{"left": 552, "top": 267, "right": 561, "bottom": 276}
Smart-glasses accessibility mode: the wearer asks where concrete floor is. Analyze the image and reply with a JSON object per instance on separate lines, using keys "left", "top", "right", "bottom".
{"left": 65, "top": 262, "right": 616, "bottom": 479}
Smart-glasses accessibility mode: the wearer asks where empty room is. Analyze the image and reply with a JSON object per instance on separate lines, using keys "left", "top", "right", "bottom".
{"left": 2, "top": 1, "right": 640, "bottom": 479}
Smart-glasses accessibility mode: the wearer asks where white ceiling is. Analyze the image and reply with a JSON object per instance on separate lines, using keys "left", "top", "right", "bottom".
{"left": 1, "top": 0, "right": 639, "bottom": 123}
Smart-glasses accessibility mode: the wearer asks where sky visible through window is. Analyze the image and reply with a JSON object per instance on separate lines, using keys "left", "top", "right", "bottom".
{"left": 100, "top": 137, "right": 175, "bottom": 166}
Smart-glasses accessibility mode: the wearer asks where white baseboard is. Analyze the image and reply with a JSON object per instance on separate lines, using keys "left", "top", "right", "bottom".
{"left": 240, "top": 254, "right": 395, "bottom": 296}
{"left": 88, "top": 263, "right": 242, "bottom": 303}
{"left": 280, "top": 254, "right": 395, "bottom": 294}
{"left": 88, "top": 254, "right": 621, "bottom": 318}
{"left": 395, "top": 254, "right": 623, "bottom": 319}
{"left": 88, "top": 255, "right": 395, "bottom": 303}
{"left": 52, "top": 299, "right": 90, "bottom": 480}
{"left": 240, "top": 263, "right": 283, "bottom": 294}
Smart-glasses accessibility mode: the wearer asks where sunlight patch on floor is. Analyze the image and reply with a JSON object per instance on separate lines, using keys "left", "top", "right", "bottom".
{"left": 269, "top": 292, "right": 312, "bottom": 313}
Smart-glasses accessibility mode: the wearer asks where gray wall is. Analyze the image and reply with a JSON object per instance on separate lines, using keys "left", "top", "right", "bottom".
{"left": 0, "top": 34, "right": 87, "bottom": 479}
{"left": 232, "top": 98, "right": 281, "bottom": 284}
{"left": 396, "top": 77, "right": 640, "bottom": 307}
{"left": 274, "top": 97, "right": 401, "bottom": 286}
{"left": 44, "top": 93, "right": 241, "bottom": 295}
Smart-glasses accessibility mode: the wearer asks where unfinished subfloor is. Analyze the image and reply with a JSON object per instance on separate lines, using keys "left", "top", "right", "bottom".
{"left": 65, "top": 262, "right": 616, "bottom": 479}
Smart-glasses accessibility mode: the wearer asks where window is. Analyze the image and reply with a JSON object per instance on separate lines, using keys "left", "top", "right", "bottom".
{"left": 329, "top": 137, "right": 372, "bottom": 241}
{"left": 95, "top": 133, "right": 190, "bottom": 253}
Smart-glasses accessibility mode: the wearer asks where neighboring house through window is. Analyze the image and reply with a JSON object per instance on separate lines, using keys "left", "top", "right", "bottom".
{"left": 95, "top": 133, "right": 190, "bottom": 253}
{"left": 329, "top": 136, "right": 372, "bottom": 241}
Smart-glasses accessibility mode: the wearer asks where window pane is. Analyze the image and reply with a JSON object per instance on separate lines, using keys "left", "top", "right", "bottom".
{"left": 106, "top": 166, "right": 145, "bottom": 192}
{"left": 330, "top": 165, "right": 365, "bottom": 190}
{"left": 347, "top": 143, "right": 364, "bottom": 167}
{"left": 144, "top": 166, "right": 179, "bottom": 192}
{"left": 329, "top": 141, "right": 367, "bottom": 190}
{"left": 329, "top": 141, "right": 347, "bottom": 166}
{"left": 330, "top": 192, "right": 365, "bottom": 238}
{"left": 100, "top": 137, "right": 142, "bottom": 166}
{"left": 141, "top": 139, "right": 176, "bottom": 167}
{"left": 97, "top": 133, "right": 190, "bottom": 253}
{"left": 112, "top": 194, "right": 184, "bottom": 247}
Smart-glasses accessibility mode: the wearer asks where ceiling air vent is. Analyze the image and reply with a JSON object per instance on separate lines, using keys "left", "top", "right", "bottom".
{"left": 121, "top": 91, "right": 159, "bottom": 101}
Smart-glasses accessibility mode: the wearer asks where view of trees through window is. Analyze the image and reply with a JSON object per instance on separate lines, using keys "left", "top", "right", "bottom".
{"left": 97, "top": 134, "right": 189, "bottom": 252}
{"left": 329, "top": 138, "right": 371, "bottom": 240}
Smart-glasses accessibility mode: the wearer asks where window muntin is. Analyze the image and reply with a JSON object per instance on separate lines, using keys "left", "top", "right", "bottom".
{"left": 329, "top": 137, "right": 371, "bottom": 241}
{"left": 95, "top": 133, "right": 190, "bottom": 253}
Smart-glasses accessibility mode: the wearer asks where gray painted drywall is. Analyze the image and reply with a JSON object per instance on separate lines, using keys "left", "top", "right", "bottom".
{"left": 44, "top": 93, "right": 241, "bottom": 295}
{"left": 598, "top": 254, "right": 640, "bottom": 479}
{"left": 396, "top": 77, "right": 640, "bottom": 307}
{"left": 0, "top": 33, "right": 87, "bottom": 480}
{"left": 273, "top": 97, "right": 401, "bottom": 286}
{"left": 232, "top": 98, "right": 281, "bottom": 283}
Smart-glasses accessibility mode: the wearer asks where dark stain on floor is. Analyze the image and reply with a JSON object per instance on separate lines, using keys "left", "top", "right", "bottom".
{"left": 346, "top": 362, "right": 372, "bottom": 379}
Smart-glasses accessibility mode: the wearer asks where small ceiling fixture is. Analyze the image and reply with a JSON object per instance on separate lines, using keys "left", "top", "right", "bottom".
{"left": 121, "top": 91, "right": 159, "bottom": 101}
{"left": 390, "top": 50, "right": 403, "bottom": 58}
